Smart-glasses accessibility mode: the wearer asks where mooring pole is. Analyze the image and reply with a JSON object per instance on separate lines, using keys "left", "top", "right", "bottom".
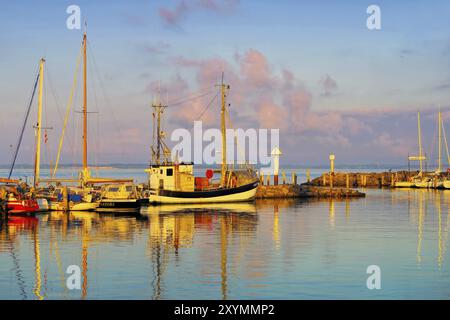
{"left": 329, "top": 154, "right": 335, "bottom": 191}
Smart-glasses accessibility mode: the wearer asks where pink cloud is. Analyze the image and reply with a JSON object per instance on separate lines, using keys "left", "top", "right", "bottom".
{"left": 237, "top": 49, "right": 275, "bottom": 88}
{"left": 139, "top": 48, "right": 428, "bottom": 165}
{"left": 373, "top": 133, "right": 412, "bottom": 157}
{"left": 255, "top": 97, "right": 287, "bottom": 128}
{"left": 158, "top": 0, "right": 240, "bottom": 26}
{"left": 158, "top": 0, "right": 189, "bottom": 26}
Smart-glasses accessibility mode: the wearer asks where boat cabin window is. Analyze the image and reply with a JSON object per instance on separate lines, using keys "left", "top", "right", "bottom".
{"left": 160, "top": 169, "right": 163, "bottom": 174}
{"left": 125, "top": 186, "right": 133, "bottom": 192}
{"left": 167, "top": 168, "right": 173, "bottom": 176}
{"left": 108, "top": 187, "right": 120, "bottom": 192}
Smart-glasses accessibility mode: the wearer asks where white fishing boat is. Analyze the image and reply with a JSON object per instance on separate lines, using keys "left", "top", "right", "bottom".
{"left": 144, "top": 79, "right": 259, "bottom": 205}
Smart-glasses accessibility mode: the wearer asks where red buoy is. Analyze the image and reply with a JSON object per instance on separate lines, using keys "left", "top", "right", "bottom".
{"left": 205, "top": 169, "right": 214, "bottom": 179}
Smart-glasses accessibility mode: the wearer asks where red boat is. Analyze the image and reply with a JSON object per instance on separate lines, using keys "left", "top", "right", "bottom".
{"left": 6, "top": 197, "right": 39, "bottom": 215}
{"left": 1, "top": 182, "right": 39, "bottom": 215}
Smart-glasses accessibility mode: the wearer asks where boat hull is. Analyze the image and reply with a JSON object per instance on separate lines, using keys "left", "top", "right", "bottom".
{"left": 48, "top": 201, "right": 98, "bottom": 211}
{"left": 414, "top": 179, "right": 434, "bottom": 188}
{"left": 394, "top": 181, "right": 415, "bottom": 188}
{"left": 6, "top": 199, "right": 39, "bottom": 215}
{"left": 148, "top": 181, "right": 259, "bottom": 204}
{"left": 96, "top": 199, "right": 140, "bottom": 212}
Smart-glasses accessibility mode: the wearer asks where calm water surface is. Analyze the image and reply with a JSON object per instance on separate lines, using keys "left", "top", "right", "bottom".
{"left": 1, "top": 186, "right": 450, "bottom": 299}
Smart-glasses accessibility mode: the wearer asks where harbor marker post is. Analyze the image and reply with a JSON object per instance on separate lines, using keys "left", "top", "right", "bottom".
{"left": 329, "top": 154, "right": 335, "bottom": 190}
{"left": 271, "top": 147, "right": 282, "bottom": 186}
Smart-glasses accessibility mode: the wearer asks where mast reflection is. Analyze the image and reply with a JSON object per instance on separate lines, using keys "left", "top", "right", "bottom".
{"left": 144, "top": 202, "right": 258, "bottom": 300}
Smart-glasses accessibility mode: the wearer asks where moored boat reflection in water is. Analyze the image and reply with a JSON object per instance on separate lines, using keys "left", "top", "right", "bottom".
{"left": 145, "top": 205, "right": 258, "bottom": 300}
{"left": 0, "top": 192, "right": 450, "bottom": 299}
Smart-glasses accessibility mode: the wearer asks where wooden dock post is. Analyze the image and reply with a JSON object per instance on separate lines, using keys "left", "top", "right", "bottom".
{"left": 306, "top": 169, "right": 311, "bottom": 183}
{"left": 381, "top": 175, "right": 385, "bottom": 187}
{"left": 360, "top": 175, "right": 366, "bottom": 187}
{"left": 282, "top": 170, "right": 286, "bottom": 184}
{"left": 62, "top": 186, "right": 69, "bottom": 211}
{"left": 260, "top": 172, "right": 264, "bottom": 185}
{"left": 346, "top": 173, "right": 350, "bottom": 191}
{"left": 329, "top": 172, "right": 333, "bottom": 190}
{"left": 390, "top": 174, "right": 394, "bottom": 186}
{"left": 292, "top": 172, "right": 297, "bottom": 185}
{"left": 323, "top": 174, "right": 327, "bottom": 186}
{"left": 266, "top": 175, "right": 271, "bottom": 186}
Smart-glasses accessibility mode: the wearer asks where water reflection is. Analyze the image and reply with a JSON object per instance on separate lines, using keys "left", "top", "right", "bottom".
{"left": 144, "top": 203, "right": 258, "bottom": 300}
{"left": 0, "top": 216, "right": 38, "bottom": 300}
{"left": 1, "top": 192, "right": 449, "bottom": 299}
{"left": 396, "top": 188, "right": 450, "bottom": 268}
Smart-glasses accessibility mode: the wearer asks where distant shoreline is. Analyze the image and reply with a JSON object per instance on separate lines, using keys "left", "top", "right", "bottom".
{"left": 0, "top": 163, "right": 424, "bottom": 170}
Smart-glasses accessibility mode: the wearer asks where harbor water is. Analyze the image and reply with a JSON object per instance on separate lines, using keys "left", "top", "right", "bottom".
{"left": 1, "top": 167, "right": 450, "bottom": 299}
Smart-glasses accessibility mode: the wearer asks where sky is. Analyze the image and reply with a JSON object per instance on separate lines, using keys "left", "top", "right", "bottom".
{"left": 1, "top": 0, "right": 450, "bottom": 167}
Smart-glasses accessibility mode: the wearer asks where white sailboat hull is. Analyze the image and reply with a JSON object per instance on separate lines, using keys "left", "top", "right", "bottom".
{"left": 414, "top": 181, "right": 433, "bottom": 188}
{"left": 394, "top": 181, "right": 415, "bottom": 188}
{"left": 49, "top": 201, "right": 98, "bottom": 211}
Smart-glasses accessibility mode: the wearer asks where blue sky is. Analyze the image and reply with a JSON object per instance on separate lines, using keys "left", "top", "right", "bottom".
{"left": 0, "top": 0, "right": 450, "bottom": 167}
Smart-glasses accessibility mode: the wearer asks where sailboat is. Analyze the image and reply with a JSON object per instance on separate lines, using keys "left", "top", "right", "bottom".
{"left": 38, "top": 30, "right": 133, "bottom": 211}
{"left": 412, "top": 111, "right": 434, "bottom": 188}
{"left": 394, "top": 112, "right": 426, "bottom": 188}
{"left": 437, "top": 109, "right": 450, "bottom": 189}
{"left": 0, "top": 59, "right": 47, "bottom": 214}
{"left": 433, "top": 109, "right": 445, "bottom": 188}
{"left": 144, "top": 80, "right": 259, "bottom": 204}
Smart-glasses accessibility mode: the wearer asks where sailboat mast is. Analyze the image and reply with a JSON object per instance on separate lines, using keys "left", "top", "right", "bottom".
{"left": 438, "top": 109, "right": 442, "bottom": 172}
{"left": 82, "top": 32, "right": 88, "bottom": 172}
{"left": 34, "top": 58, "right": 45, "bottom": 188}
{"left": 418, "top": 111, "right": 423, "bottom": 173}
{"left": 220, "top": 81, "right": 228, "bottom": 187}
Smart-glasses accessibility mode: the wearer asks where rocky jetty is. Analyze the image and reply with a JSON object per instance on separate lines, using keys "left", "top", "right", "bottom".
{"left": 256, "top": 184, "right": 365, "bottom": 199}
{"left": 310, "top": 171, "right": 431, "bottom": 188}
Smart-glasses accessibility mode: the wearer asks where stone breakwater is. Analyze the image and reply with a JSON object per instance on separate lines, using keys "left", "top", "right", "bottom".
{"left": 256, "top": 184, "right": 365, "bottom": 199}
{"left": 310, "top": 171, "right": 434, "bottom": 188}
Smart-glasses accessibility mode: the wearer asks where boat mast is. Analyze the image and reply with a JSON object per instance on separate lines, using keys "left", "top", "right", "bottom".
{"left": 82, "top": 32, "right": 88, "bottom": 174}
{"left": 151, "top": 102, "right": 167, "bottom": 165}
{"left": 418, "top": 111, "right": 423, "bottom": 174}
{"left": 438, "top": 108, "right": 442, "bottom": 173}
{"left": 33, "top": 58, "right": 45, "bottom": 188}
{"left": 220, "top": 78, "right": 229, "bottom": 187}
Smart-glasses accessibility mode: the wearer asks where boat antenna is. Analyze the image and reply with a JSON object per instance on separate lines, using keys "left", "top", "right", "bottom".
{"left": 151, "top": 86, "right": 170, "bottom": 165}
